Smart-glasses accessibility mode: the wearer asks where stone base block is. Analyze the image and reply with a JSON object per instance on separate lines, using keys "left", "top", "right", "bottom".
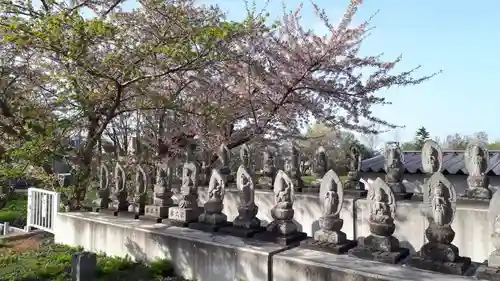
{"left": 140, "top": 216, "right": 166, "bottom": 224}
{"left": 188, "top": 221, "right": 233, "bottom": 233}
{"left": 475, "top": 265, "right": 500, "bottom": 281}
{"left": 218, "top": 226, "right": 266, "bottom": 238}
{"left": 343, "top": 189, "right": 368, "bottom": 198}
{"left": 144, "top": 205, "right": 171, "bottom": 219}
{"left": 253, "top": 231, "right": 307, "bottom": 246}
{"left": 408, "top": 255, "right": 471, "bottom": 275}
{"left": 348, "top": 246, "right": 409, "bottom": 264}
{"left": 168, "top": 207, "right": 201, "bottom": 227}
{"left": 166, "top": 219, "right": 189, "bottom": 227}
{"left": 300, "top": 238, "right": 357, "bottom": 254}
{"left": 457, "top": 195, "right": 490, "bottom": 205}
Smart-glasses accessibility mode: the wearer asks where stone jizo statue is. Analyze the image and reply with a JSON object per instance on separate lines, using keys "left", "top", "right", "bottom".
{"left": 408, "top": 171, "right": 471, "bottom": 275}
{"left": 348, "top": 178, "right": 409, "bottom": 264}
{"left": 464, "top": 140, "right": 491, "bottom": 199}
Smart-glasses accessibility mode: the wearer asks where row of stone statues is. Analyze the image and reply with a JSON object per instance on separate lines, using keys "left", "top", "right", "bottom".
{"left": 90, "top": 139, "right": 500, "bottom": 280}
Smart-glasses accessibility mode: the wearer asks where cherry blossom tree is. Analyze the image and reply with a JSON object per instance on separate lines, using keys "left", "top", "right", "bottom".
{"left": 149, "top": 0, "right": 438, "bottom": 164}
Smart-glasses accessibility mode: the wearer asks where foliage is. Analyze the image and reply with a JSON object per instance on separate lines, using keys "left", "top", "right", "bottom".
{"left": 300, "top": 122, "right": 374, "bottom": 174}
{"left": 401, "top": 126, "right": 430, "bottom": 151}
{"left": 0, "top": 0, "right": 435, "bottom": 206}
{"left": 0, "top": 243, "right": 178, "bottom": 281}
{"left": 0, "top": 194, "right": 27, "bottom": 227}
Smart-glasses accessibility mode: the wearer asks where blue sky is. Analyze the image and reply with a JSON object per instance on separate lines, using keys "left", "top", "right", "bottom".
{"left": 119, "top": 0, "right": 499, "bottom": 143}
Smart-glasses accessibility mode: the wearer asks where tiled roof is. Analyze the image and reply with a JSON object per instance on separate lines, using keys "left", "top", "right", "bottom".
{"left": 360, "top": 150, "right": 500, "bottom": 176}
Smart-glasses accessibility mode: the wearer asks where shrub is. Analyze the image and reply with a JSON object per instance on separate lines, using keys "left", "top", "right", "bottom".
{"left": 0, "top": 243, "right": 178, "bottom": 281}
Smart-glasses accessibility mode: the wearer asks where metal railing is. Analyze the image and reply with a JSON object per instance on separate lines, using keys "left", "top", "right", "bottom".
{"left": 26, "top": 187, "right": 61, "bottom": 233}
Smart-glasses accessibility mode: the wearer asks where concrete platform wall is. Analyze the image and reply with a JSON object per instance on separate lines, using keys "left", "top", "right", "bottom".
{"left": 54, "top": 212, "right": 483, "bottom": 281}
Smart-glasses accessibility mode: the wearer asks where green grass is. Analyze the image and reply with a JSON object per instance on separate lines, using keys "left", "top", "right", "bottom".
{"left": 0, "top": 243, "right": 179, "bottom": 281}
{"left": 0, "top": 194, "right": 27, "bottom": 227}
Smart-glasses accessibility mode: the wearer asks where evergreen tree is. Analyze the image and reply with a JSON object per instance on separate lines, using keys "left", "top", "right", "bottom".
{"left": 415, "top": 127, "right": 430, "bottom": 150}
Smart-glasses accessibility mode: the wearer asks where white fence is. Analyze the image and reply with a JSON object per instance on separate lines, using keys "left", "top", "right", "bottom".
{"left": 27, "top": 187, "right": 61, "bottom": 233}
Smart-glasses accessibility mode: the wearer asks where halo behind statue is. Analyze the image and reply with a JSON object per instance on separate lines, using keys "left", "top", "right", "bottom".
{"left": 236, "top": 165, "right": 254, "bottom": 204}
{"left": 209, "top": 169, "right": 225, "bottom": 200}
{"left": 421, "top": 139, "right": 443, "bottom": 174}
{"left": 273, "top": 170, "right": 294, "bottom": 203}
{"left": 99, "top": 163, "right": 109, "bottom": 190}
{"left": 425, "top": 172, "right": 457, "bottom": 226}
{"left": 464, "top": 140, "right": 489, "bottom": 174}
{"left": 136, "top": 165, "right": 148, "bottom": 193}
{"left": 320, "top": 170, "right": 344, "bottom": 216}
{"left": 114, "top": 163, "right": 126, "bottom": 192}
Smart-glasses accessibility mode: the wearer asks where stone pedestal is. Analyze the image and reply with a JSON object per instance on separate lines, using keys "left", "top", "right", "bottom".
{"left": 386, "top": 182, "right": 413, "bottom": 200}
{"left": 219, "top": 205, "right": 265, "bottom": 238}
{"left": 143, "top": 205, "right": 173, "bottom": 223}
{"left": 253, "top": 207, "right": 307, "bottom": 245}
{"left": 300, "top": 217, "right": 357, "bottom": 254}
{"left": 253, "top": 221, "right": 307, "bottom": 245}
{"left": 167, "top": 194, "right": 202, "bottom": 227}
{"left": 348, "top": 235, "right": 409, "bottom": 264}
{"left": 459, "top": 175, "right": 491, "bottom": 203}
{"left": 475, "top": 264, "right": 500, "bottom": 281}
{"left": 343, "top": 171, "right": 367, "bottom": 198}
{"left": 189, "top": 199, "right": 232, "bottom": 232}
{"left": 301, "top": 238, "right": 357, "bottom": 254}
{"left": 408, "top": 224, "right": 471, "bottom": 275}
{"left": 128, "top": 195, "right": 146, "bottom": 219}
{"left": 257, "top": 177, "right": 274, "bottom": 189}
{"left": 100, "top": 199, "right": 130, "bottom": 216}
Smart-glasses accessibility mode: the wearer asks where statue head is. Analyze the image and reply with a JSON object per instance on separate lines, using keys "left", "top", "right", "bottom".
{"left": 433, "top": 181, "right": 444, "bottom": 197}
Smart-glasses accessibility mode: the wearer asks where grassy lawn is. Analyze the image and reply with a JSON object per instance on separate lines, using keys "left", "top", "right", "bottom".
{"left": 0, "top": 236, "right": 180, "bottom": 281}
{"left": 0, "top": 194, "right": 28, "bottom": 228}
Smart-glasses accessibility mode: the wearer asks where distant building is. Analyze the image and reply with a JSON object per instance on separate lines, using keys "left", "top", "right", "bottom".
{"left": 360, "top": 150, "right": 500, "bottom": 195}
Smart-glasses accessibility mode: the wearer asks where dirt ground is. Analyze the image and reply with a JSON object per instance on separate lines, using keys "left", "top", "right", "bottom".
{"left": 0, "top": 233, "right": 49, "bottom": 254}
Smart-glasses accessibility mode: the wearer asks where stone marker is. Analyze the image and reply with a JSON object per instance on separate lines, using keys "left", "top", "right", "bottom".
{"left": 168, "top": 161, "right": 202, "bottom": 227}
{"left": 127, "top": 164, "right": 148, "bottom": 219}
{"left": 408, "top": 171, "right": 471, "bottom": 275}
{"left": 71, "top": 251, "right": 96, "bottom": 281}
{"left": 219, "top": 145, "right": 265, "bottom": 237}
{"left": 92, "top": 163, "right": 110, "bottom": 212}
{"left": 348, "top": 177, "right": 409, "bottom": 264}
{"left": 474, "top": 183, "right": 500, "bottom": 280}
{"left": 100, "top": 162, "right": 129, "bottom": 216}
{"left": 189, "top": 169, "right": 232, "bottom": 232}
{"left": 144, "top": 161, "right": 175, "bottom": 223}
{"left": 460, "top": 140, "right": 491, "bottom": 202}
{"left": 217, "top": 143, "right": 234, "bottom": 185}
{"left": 257, "top": 147, "right": 276, "bottom": 189}
{"left": 301, "top": 169, "right": 357, "bottom": 254}
{"left": 384, "top": 142, "right": 412, "bottom": 200}
{"left": 343, "top": 144, "right": 368, "bottom": 198}
{"left": 253, "top": 170, "right": 307, "bottom": 245}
